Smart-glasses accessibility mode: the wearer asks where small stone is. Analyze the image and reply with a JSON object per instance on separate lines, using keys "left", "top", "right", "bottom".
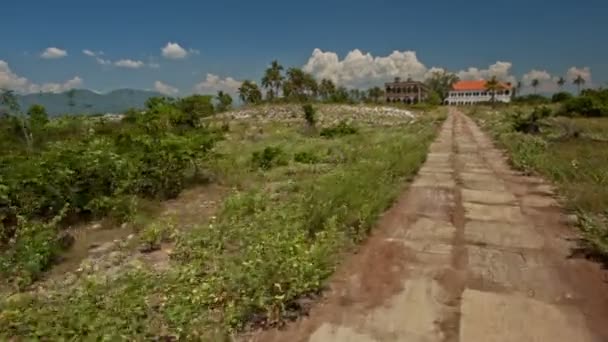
{"left": 91, "top": 223, "right": 102, "bottom": 230}
{"left": 139, "top": 243, "right": 161, "bottom": 254}
{"left": 565, "top": 214, "right": 579, "bottom": 225}
{"left": 127, "top": 234, "right": 135, "bottom": 240}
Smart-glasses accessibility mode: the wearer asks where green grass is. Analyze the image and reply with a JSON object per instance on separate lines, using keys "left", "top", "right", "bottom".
{"left": 0, "top": 108, "right": 445, "bottom": 340}
{"left": 470, "top": 106, "right": 608, "bottom": 257}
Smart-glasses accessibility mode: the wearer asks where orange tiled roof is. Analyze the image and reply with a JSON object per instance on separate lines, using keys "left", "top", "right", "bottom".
{"left": 452, "top": 80, "right": 512, "bottom": 91}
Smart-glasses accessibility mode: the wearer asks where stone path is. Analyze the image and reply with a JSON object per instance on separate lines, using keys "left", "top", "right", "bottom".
{"left": 250, "top": 109, "right": 608, "bottom": 342}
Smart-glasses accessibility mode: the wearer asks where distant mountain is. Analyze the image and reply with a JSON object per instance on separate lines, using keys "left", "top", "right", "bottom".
{"left": 16, "top": 89, "right": 164, "bottom": 116}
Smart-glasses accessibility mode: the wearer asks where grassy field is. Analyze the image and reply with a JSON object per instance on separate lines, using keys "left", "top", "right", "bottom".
{"left": 469, "top": 106, "right": 608, "bottom": 257}
{"left": 0, "top": 105, "right": 444, "bottom": 340}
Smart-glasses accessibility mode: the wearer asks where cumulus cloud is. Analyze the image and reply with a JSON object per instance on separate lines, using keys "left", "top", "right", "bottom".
{"left": 154, "top": 81, "right": 179, "bottom": 95}
{"left": 0, "top": 60, "right": 82, "bottom": 94}
{"left": 114, "top": 59, "right": 145, "bottom": 68}
{"left": 41, "top": 47, "right": 68, "bottom": 59}
{"left": 567, "top": 66, "right": 592, "bottom": 85}
{"left": 456, "top": 61, "right": 516, "bottom": 84}
{"left": 193, "top": 73, "right": 242, "bottom": 95}
{"left": 302, "top": 48, "right": 519, "bottom": 89}
{"left": 521, "top": 69, "right": 558, "bottom": 93}
{"left": 162, "top": 42, "right": 189, "bottom": 59}
{"left": 36, "top": 76, "right": 83, "bottom": 93}
{"left": 96, "top": 57, "right": 111, "bottom": 65}
{"left": 82, "top": 49, "right": 96, "bottom": 57}
{"left": 149, "top": 62, "right": 160, "bottom": 69}
{"left": 303, "top": 48, "right": 428, "bottom": 88}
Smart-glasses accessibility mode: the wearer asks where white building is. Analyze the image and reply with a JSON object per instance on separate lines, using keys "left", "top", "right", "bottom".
{"left": 445, "top": 80, "right": 513, "bottom": 105}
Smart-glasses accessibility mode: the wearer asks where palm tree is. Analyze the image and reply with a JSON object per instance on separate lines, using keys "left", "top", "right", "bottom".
{"left": 557, "top": 77, "right": 566, "bottom": 90}
{"left": 238, "top": 80, "right": 262, "bottom": 105}
{"left": 484, "top": 76, "right": 504, "bottom": 104}
{"left": 261, "top": 60, "right": 284, "bottom": 101}
{"left": 573, "top": 75, "right": 586, "bottom": 94}
{"left": 531, "top": 79, "right": 540, "bottom": 94}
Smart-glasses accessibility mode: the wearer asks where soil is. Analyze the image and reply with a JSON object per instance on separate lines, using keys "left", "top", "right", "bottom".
{"left": 245, "top": 109, "right": 608, "bottom": 342}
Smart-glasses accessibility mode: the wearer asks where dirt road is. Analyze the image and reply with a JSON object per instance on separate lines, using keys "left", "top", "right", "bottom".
{"left": 251, "top": 109, "right": 608, "bottom": 342}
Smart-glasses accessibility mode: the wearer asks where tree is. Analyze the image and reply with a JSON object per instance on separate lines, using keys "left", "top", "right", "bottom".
{"left": 557, "top": 77, "right": 566, "bottom": 90}
{"left": 331, "top": 87, "right": 350, "bottom": 103}
{"left": 514, "top": 81, "right": 523, "bottom": 98}
{"left": 27, "top": 104, "right": 49, "bottom": 128}
{"left": 261, "top": 60, "right": 284, "bottom": 101}
{"left": 177, "top": 95, "right": 215, "bottom": 126}
{"left": 1, "top": 89, "right": 33, "bottom": 150}
{"left": 215, "top": 91, "right": 233, "bottom": 112}
{"left": 425, "top": 71, "right": 459, "bottom": 101}
{"left": 318, "top": 79, "right": 336, "bottom": 101}
{"left": 367, "top": 87, "right": 384, "bottom": 103}
{"left": 283, "top": 68, "right": 317, "bottom": 101}
{"left": 485, "top": 76, "right": 504, "bottom": 104}
{"left": 238, "top": 80, "right": 263, "bottom": 105}
{"left": 531, "top": 79, "right": 540, "bottom": 94}
{"left": 573, "top": 75, "right": 586, "bottom": 94}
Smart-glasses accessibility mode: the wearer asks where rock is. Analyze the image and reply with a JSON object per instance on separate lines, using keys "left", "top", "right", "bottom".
{"left": 139, "top": 243, "right": 161, "bottom": 254}
{"left": 89, "top": 241, "right": 115, "bottom": 255}
{"left": 56, "top": 231, "right": 75, "bottom": 249}
{"left": 127, "top": 234, "right": 135, "bottom": 241}
{"left": 91, "top": 223, "right": 102, "bottom": 230}
{"left": 565, "top": 214, "right": 579, "bottom": 225}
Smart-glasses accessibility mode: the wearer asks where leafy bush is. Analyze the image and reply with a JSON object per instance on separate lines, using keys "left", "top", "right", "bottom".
{"left": 562, "top": 94, "right": 608, "bottom": 117}
{"left": 251, "top": 146, "right": 287, "bottom": 170}
{"left": 509, "top": 106, "right": 552, "bottom": 134}
{"left": 302, "top": 104, "right": 316, "bottom": 127}
{"left": 513, "top": 94, "right": 550, "bottom": 105}
{"left": 294, "top": 151, "right": 320, "bottom": 164}
{"left": 320, "top": 121, "right": 358, "bottom": 138}
{"left": 552, "top": 91, "right": 573, "bottom": 103}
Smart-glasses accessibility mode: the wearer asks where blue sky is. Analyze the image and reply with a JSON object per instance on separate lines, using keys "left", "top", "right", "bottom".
{"left": 1, "top": 0, "right": 606, "bottom": 95}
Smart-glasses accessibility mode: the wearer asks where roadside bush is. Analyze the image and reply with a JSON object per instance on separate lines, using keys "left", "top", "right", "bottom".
{"left": 562, "top": 95, "right": 608, "bottom": 117}
{"left": 302, "top": 104, "right": 316, "bottom": 127}
{"left": 251, "top": 146, "right": 287, "bottom": 170}
{"left": 320, "top": 121, "right": 358, "bottom": 138}
{"left": 513, "top": 94, "right": 550, "bottom": 105}
{"left": 294, "top": 151, "right": 320, "bottom": 164}
{"left": 552, "top": 91, "right": 573, "bottom": 103}
{"left": 508, "top": 106, "right": 552, "bottom": 134}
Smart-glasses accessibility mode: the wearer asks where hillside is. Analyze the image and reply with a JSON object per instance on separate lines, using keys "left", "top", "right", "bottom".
{"left": 17, "top": 89, "right": 163, "bottom": 116}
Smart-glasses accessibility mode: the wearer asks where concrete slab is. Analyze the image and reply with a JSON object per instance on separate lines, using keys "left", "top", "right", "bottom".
{"left": 463, "top": 202, "right": 525, "bottom": 223}
{"left": 460, "top": 290, "right": 594, "bottom": 342}
{"left": 462, "top": 189, "right": 517, "bottom": 205}
{"left": 464, "top": 220, "right": 543, "bottom": 249}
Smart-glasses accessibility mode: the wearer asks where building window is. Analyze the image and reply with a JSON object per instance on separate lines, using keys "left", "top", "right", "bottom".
{"left": 505, "top": 90, "right": 510, "bottom": 95}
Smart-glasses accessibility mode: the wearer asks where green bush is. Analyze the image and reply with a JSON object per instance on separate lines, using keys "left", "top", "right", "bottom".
{"left": 294, "top": 151, "right": 320, "bottom": 164}
{"left": 551, "top": 91, "right": 573, "bottom": 103}
{"left": 251, "top": 146, "right": 287, "bottom": 170}
{"left": 320, "top": 121, "right": 358, "bottom": 138}
{"left": 563, "top": 95, "right": 608, "bottom": 117}
{"left": 302, "top": 104, "right": 316, "bottom": 127}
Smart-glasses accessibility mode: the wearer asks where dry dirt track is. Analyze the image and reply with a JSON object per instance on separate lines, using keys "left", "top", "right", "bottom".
{"left": 249, "top": 109, "right": 608, "bottom": 342}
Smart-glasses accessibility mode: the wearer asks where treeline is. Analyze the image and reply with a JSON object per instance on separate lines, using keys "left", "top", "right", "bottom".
{"left": 512, "top": 88, "right": 608, "bottom": 117}
{"left": 237, "top": 60, "right": 454, "bottom": 105}
{"left": 0, "top": 91, "right": 224, "bottom": 288}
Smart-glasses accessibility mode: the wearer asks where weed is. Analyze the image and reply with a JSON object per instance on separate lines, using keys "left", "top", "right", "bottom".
{"left": 320, "top": 121, "right": 358, "bottom": 138}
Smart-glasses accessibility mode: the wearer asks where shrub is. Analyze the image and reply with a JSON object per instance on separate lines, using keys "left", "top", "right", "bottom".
{"left": 294, "top": 151, "right": 320, "bottom": 164}
{"left": 302, "top": 104, "right": 316, "bottom": 127}
{"left": 251, "top": 146, "right": 287, "bottom": 170}
{"left": 513, "top": 94, "right": 550, "bottom": 105}
{"left": 509, "top": 106, "right": 552, "bottom": 134}
{"left": 552, "top": 91, "right": 573, "bottom": 103}
{"left": 320, "top": 121, "right": 358, "bottom": 138}
{"left": 563, "top": 95, "right": 608, "bottom": 117}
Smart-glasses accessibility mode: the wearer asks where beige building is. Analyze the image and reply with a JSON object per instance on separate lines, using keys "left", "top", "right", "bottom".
{"left": 385, "top": 77, "right": 429, "bottom": 104}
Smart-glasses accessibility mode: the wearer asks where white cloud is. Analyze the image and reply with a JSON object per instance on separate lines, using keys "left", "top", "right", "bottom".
{"left": 96, "top": 57, "right": 111, "bottom": 65}
{"left": 148, "top": 62, "right": 160, "bottom": 69}
{"left": 567, "top": 66, "right": 592, "bottom": 85}
{"left": 0, "top": 60, "right": 82, "bottom": 94}
{"left": 41, "top": 47, "right": 68, "bottom": 59}
{"left": 303, "top": 48, "right": 429, "bottom": 88}
{"left": 302, "top": 48, "right": 518, "bottom": 89}
{"left": 521, "top": 69, "right": 558, "bottom": 93}
{"left": 194, "top": 73, "right": 242, "bottom": 95}
{"left": 36, "top": 76, "right": 83, "bottom": 93}
{"left": 162, "top": 42, "right": 189, "bottom": 59}
{"left": 114, "top": 59, "right": 145, "bottom": 68}
{"left": 456, "top": 61, "right": 516, "bottom": 85}
{"left": 154, "top": 80, "right": 179, "bottom": 95}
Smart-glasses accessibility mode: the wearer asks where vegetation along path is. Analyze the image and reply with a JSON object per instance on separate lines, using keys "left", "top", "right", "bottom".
{"left": 252, "top": 109, "right": 608, "bottom": 342}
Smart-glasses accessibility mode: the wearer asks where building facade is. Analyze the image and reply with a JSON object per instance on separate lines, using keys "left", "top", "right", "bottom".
{"left": 445, "top": 80, "right": 513, "bottom": 105}
{"left": 385, "top": 77, "right": 429, "bottom": 104}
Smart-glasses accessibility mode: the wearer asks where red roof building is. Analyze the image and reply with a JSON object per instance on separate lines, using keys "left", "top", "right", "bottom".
{"left": 446, "top": 80, "right": 513, "bottom": 105}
